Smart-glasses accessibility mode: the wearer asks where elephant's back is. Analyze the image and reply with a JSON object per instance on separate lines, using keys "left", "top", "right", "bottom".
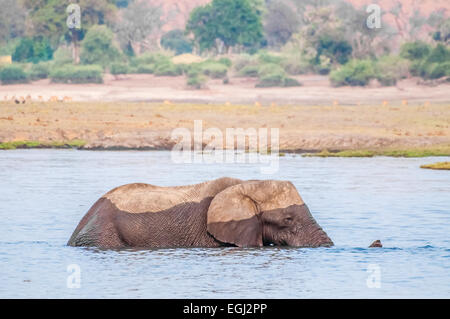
{"left": 101, "top": 178, "right": 243, "bottom": 215}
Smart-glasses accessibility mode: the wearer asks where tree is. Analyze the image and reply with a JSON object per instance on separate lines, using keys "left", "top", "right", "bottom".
{"left": 0, "top": 0, "right": 26, "bottom": 43}
{"left": 264, "top": 1, "right": 299, "bottom": 48}
{"left": 113, "top": 0, "right": 163, "bottom": 55}
{"left": 161, "top": 30, "right": 193, "bottom": 55}
{"left": 12, "top": 37, "right": 53, "bottom": 63}
{"left": 21, "top": 0, "right": 117, "bottom": 63}
{"left": 186, "top": 0, "right": 263, "bottom": 53}
{"left": 80, "top": 25, "right": 121, "bottom": 67}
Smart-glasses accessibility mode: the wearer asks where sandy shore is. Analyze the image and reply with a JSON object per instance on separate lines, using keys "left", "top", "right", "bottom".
{"left": 1, "top": 74, "right": 450, "bottom": 106}
{"left": 0, "top": 99, "right": 449, "bottom": 152}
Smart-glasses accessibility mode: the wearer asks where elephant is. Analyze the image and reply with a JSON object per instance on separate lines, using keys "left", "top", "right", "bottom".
{"left": 67, "top": 177, "right": 334, "bottom": 249}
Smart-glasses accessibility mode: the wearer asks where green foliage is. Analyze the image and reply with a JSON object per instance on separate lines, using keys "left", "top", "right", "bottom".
{"left": 217, "top": 57, "right": 232, "bottom": 68}
{"left": 161, "top": 30, "right": 193, "bottom": 55}
{"left": 400, "top": 41, "right": 432, "bottom": 60}
{"left": 80, "top": 25, "right": 122, "bottom": 68}
{"left": 135, "top": 64, "right": 155, "bottom": 74}
{"left": 330, "top": 60, "right": 375, "bottom": 86}
{"left": 12, "top": 37, "right": 53, "bottom": 63}
{"left": 238, "top": 65, "right": 259, "bottom": 77}
{"left": 110, "top": 62, "right": 129, "bottom": 75}
{"left": 199, "top": 61, "right": 228, "bottom": 78}
{"left": 0, "top": 64, "right": 28, "bottom": 84}
{"left": 255, "top": 63, "right": 301, "bottom": 88}
{"left": 52, "top": 46, "right": 74, "bottom": 66}
{"left": 154, "top": 62, "right": 183, "bottom": 76}
{"left": 28, "top": 62, "right": 51, "bottom": 80}
{"left": 374, "top": 55, "right": 410, "bottom": 86}
{"left": 426, "top": 44, "right": 450, "bottom": 64}
{"left": 50, "top": 65, "right": 103, "bottom": 83}
{"left": 187, "top": 74, "right": 207, "bottom": 89}
{"left": 316, "top": 36, "right": 352, "bottom": 65}
{"left": 186, "top": 0, "right": 263, "bottom": 52}
{"left": 131, "top": 52, "right": 171, "bottom": 67}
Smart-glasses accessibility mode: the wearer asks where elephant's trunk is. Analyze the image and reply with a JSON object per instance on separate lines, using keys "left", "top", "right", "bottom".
{"left": 292, "top": 223, "right": 334, "bottom": 247}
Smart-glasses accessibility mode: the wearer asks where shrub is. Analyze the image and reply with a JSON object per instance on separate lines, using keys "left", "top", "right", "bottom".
{"left": 282, "top": 55, "right": 312, "bottom": 75}
{"left": 257, "top": 63, "right": 285, "bottom": 78}
{"left": 50, "top": 65, "right": 103, "bottom": 84}
{"left": 110, "top": 63, "right": 129, "bottom": 75}
{"left": 233, "top": 54, "right": 257, "bottom": 72}
{"left": 400, "top": 41, "right": 432, "bottom": 60}
{"left": 53, "top": 46, "right": 73, "bottom": 66}
{"left": 29, "top": 62, "right": 50, "bottom": 80}
{"left": 217, "top": 57, "right": 232, "bottom": 68}
{"left": 283, "top": 77, "right": 301, "bottom": 87}
{"left": 187, "top": 74, "right": 207, "bottom": 89}
{"left": 257, "top": 51, "right": 284, "bottom": 64}
{"left": 330, "top": 60, "right": 375, "bottom": 86}
{"left": 256, "top": 71, "right": 285, "bottom": 87}
{"left": 425, "top": 44, "right": 450, "bottom": 64}
{"left": 12, "top": 37, "right": 53, "bottom": 63}
{"left": 136, "top": 64, "right": 155, "bottom": 74}
{"left": 131, "top": 52, "right": 172, "bottom": 67}
{"left": 0, "top": 64, "right": 28, "bottom": 84}
{"left": 154, "top": 62, "right": 182, "bottom": 76}
{"left": 200, "top": 61, "right": 228, "bottom": 78}
{"left": 374, "top": 55, "right": 410, "bottom": 86}
{"left": 238, "top": 65, "right": 259, "bottom": 77}
{"left": 80, "top": 25, "right": 122, "bottom": 68}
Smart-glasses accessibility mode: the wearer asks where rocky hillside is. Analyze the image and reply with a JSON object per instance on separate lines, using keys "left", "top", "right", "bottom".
{"left": 152, "top": 0, "right": 449, "bottom": 40}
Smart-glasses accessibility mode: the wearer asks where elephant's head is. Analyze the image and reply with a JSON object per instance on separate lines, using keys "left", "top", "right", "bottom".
{"left": 207, "top": 180, "right": 333, "bottom": 248}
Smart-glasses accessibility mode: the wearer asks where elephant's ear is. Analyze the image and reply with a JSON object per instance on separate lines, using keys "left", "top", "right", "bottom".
{"left": 206, "top": 180, "right": 304, "bottom": 247}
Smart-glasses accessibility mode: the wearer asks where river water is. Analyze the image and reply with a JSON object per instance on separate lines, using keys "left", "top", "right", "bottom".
{"left": 0, "top": 150, "right": 449, "bottom": 298}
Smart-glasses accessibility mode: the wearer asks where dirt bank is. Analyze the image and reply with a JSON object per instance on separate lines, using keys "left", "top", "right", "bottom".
{"left": 0, "top": 101, "right": 449, "bottom": 152}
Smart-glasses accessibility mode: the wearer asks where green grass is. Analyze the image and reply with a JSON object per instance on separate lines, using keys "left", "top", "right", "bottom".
{"left": 420, "top": 162, "right": 450, "bottom": 170}
{"left": 0, "top": 140, "right": 86, "bottom": 150}
{"left": 303, "top": 148, "right": 450, "bottom": 158}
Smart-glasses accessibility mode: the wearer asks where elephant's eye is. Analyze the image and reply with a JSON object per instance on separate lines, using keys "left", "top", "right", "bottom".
{"left": 284, "top": 217, "right": 293, "bottom": 224}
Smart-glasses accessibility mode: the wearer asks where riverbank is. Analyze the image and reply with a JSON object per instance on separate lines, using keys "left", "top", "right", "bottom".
{"left": 0, "top": 101, "right": 449, "bottom": 155}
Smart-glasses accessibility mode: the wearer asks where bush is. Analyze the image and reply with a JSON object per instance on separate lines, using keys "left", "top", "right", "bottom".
{"left": 282, "top": 55, "right": 312, "bottom": 75}
{"left": 257, "top": 63, "right": 285, "bottom": 78}
{"left": 255, "top": 69, "right": 300, "bottom": 88}
{"left": 217, "top": 57, "right": 232, "bottom": 68}
{"left": 135, "top": 64, "right": 154, "bottom": 74}
{"left": 80, "top": 25, "right": 122, "bottom": 68}
{"left": 374, "top": 55, "right": 410, "bottom": 86}
{"left": 0, "top": 64, "right": 28, "bottom": 84}
{"left": 131, "top": 52, "right": 172, "bottom": 67}
{"left": 53, "top": 46, "right": 73, "bottom": 66}
{"left": 12, "top": 37, "right": 53, "bottom": 63}
{"left": 200, "top": 61, "right": 228, "bottom": 78}
{"left": 330, "top": 60, "right": 375, "bottom": 86}
{"left": 29, "top": 62, "right": 50, "bottom": 80}
{"left": 50, "top": 65, "right": 103, "bottom": 84}
{"left": 426, "top": 44, "right": 450, "bottom": 64}
{"left": 154, "top": 62, "right": 182, "bottom": 76}
{"left": 110, "top": 63, "right": 129, "bottom": 75}
{"left": 400, "top": 41, "right": 432, "bottom": 60}
{"left": 233, "top": 54, "right": 257, "bottom": 72}
{"left": 187, "top": 74, "right": 207, "bottom": 89}
{"left": 238, "top": 65, "right": 259, "bottom": 77}
{"left": 257, "top": 51, "right": 284, "bottom": 64}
